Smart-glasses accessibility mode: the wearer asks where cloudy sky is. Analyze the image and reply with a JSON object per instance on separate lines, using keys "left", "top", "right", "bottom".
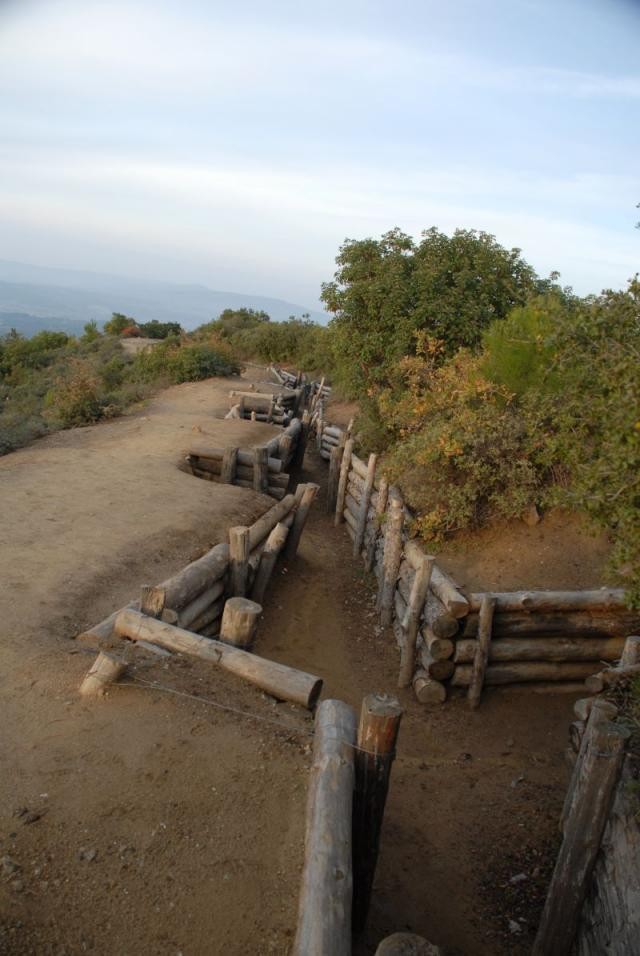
{"left": 0, "top": 0, "right": 638, "bottom": 311}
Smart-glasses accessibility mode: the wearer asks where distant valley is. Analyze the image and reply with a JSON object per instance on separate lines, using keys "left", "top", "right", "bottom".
{"left": 0, "top": 259, "right": 326, "bottom": 336}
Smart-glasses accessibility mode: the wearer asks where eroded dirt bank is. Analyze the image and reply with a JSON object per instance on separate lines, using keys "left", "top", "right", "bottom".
{"left": 0, "top": 372, "right": 605, "bottom": 954}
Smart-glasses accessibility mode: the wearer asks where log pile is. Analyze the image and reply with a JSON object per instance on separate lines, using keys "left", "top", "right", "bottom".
{"left": 314, "top": 419, "right": 639, "bottom": 706}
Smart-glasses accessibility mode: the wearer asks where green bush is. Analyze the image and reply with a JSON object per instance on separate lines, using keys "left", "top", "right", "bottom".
{"left": 44, "top": 362, "right": 103, "bottom": 427}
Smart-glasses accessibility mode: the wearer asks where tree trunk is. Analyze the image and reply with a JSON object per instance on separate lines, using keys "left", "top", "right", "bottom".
{"left": 454, "top": 635, "right": 625, "bottom": 664}
{"left": 79, "top": 651, "right": 127, "bottom": 697}
{"left": 220, "top": 597, "right": 262, "bottom": 649}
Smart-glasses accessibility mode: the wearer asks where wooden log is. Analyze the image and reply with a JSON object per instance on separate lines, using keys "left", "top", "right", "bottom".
{"left": 292, "top": 699, "right": 357, "bottom": 956}
{"left": 79, "top": 651, "right": 127, "bottom": 697}
{"left": 229, "top": 526, "right": 250, "bottom": 597}
{"left": 422, "top": 628, "right": 454, "bottom": 661}
{"left": 250, "top": 410, "right": 256, "bottom": 421}
{"left": 377, "top": 489, "right": 404, "bottom": 627}
{"left": 430, "top": 565, "right": 469, "bottom": 619}
{"left": 248, "top": 494, "right": 296, "bottom": 550}
{"left": 354, "top": 454, "right": 377, "bottom": 559}
{"left": 398, "top": 552, "right": 434, "bottom": 688}
{"left": 350, "top": 454, "right": 367, "bottom": 481}
{"left": 532, "top": 721, "right": 630, "bottom": 956}
{"left": 461, "top": 610, "right": 640, "bottom": 638}
{"left": 323, "top": 425, "right": 343, "bottom": 439}
{"left": 584, "top": 663, "right": 640, "bottom": 694}
{"left": 344, "top": 506, "right": 357, "bottom": 533}
{"left": 188, "top": 445, "right": 284, "bottom": 474}
{"left": 221, "top": 446, "right": 238, "bottom": 484}
{"left": 76, "top": 600, "right": 141, "bottom": 644}
{"left": 469, "top": 588, "right": 628, "bottom": 614}
{"left": 188, "top": 597, "right": 224, "bottom": 633}
{"left": 335, "top": 438, "right": 354, "bottom": 527}
{"left": 220, "top": 597, "right": 262, "bottom": 649}
{"left": 152, "top": 544, "right": 229, "bottom": 612}
{"left": 452, "top": 660, "right": 598, "bottom": 686}
{"left": 375, "top": 933, "right": 442, "bottom": 955}
{"left": 278, "top": 433, "right": 294, "bottom": 465}
{"left": 413, "top": 670, "right": 447, "bottom": 705}
{"left": 352, "top": 694, "right": 403, "bottom": 934}
{"left": 364, "top": 476, "right": 388, "bottom": 573}
{"left": 233, "top": 465, "right": 289, "bottom": 488}
{"left": 115, "top": 609, "right": 323, "bottom": 709}
{"left": 422, "top": 601, "right": 459, "bottom": 639}
{"left": 569, "top": 720, "right": 585, "bottom": 754}
{"left": 573, "top": 697, "right": 618, "bottom": 722}
{"left": 140, "top": 584, "right": 164, "bottom": 618}
{"left": 319, "top": 449, "right": 331, "bottom": 460}
{"left": 284, "top": 484, "right": 319, "bottom": 561}
{"left": 454, "top": 635, "right": 626, "bottom": 664}
{"left": 253, "top": 445, "right": 269, "bottom": 493}
{"left": 224, "top": 403, "right": 241, "bottom": 419}
{"left": 494, "top": 681, "right": 589, "bottom": 696}
{"left": 177, "top": 579, "right": 225, "bottom": 630}
{"left": 321, "top": 432, "right": 340, "bottom": 448}
{"left": 251, "top": 521, "right": 289, "bottom": 604}
{"left": 345, "top": 492, "right": 359, "bottom": 519}
{"left": 233, "top": 479, "right": 286, "bottom": 500}
{"left": 621, "top": 634, "right": 640, "bottom": 664}
{"left": 417, "top": 643, "right": 455, "bottom": 680}
{"left": 467, "top": 595, "right": 495, "bottom": 709}
{"left": 327, "top": 438, "right": 346, "bottom": 514}
{"left": 316, "top": 402, "right": 324, "bottom": 450}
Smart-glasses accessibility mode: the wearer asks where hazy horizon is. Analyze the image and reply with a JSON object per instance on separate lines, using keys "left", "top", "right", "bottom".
{"left": 1, "top": 0, "right": 638, "bottom": 308}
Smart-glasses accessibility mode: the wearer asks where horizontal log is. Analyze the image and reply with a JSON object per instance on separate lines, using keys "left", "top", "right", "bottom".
{"left": 189, "top": 597, "right": 224, "bottom": 633}
{"left": 248, "top": 495, "right": 297, "bottom": 550}
{"left": 422, "top": 628, "right": 454, "bottom": 660}
{"left": 454, "top": 636, "right": 625, "bottom": 664}
{"left": 468, "top": 588, "right": 628, "bottom": 613}
{"left": 451, "top": 661, "right": 597, "bottom": 686}
{"left": 319, "top": 448, "right": 331, "bottom": 460}
{"left": 154, "top": 543, "right": 229, "bottom": 611}
{"left": 584, "top": 663, "right": 640, "bottom": 694}
{"left": 234, "top": 465, "right": 289, "bottom": 488}
{"left": 178, "top": 579, "right": 225, "bottom": 629}
{"left": 321, "top": 433, "right": 340, "bottom": 448}
{"left": 323, "top": 425, "right": 343, "bottom": 439}
{"left": 344, "top": 507, "right": 357, "bottom": 533}
{"left": 345, "top": 492, "right": 359, "bottom": 519}
{"left": 115, "top": 609, "right": 323, "bottom": 709}
{"left": 234, "top": 478, "right": 286, "bottom": 500}
{"left": 430, "top": 565, "right": 469, "bottom": 618}
{"left": 413, "top": 670, "right": 446, "bottom": 705}
{"left": 350, "top": 454, "right": 368, "bottom": 481}
{"left": 188, "top": 445, "right": 283, "bottom": 473}
{"left": 461, "top": 610, "right": 640, "bottom": 638}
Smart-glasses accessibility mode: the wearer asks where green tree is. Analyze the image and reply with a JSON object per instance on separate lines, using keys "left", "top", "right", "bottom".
{"left": 83, "top": 320, "right": 101, "bottom": 342}
{"left": 104, "top": 313, "right": 136, "bottom": 336}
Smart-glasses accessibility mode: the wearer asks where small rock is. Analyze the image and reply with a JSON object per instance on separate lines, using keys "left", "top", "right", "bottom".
{"left": 11, "top": 880, "right": 24, "bottom": 893}
{"left": 522, "top": 504, "right": 541, "bottom": 527}
{"left": 79, "top": 848, "right": 97, "bottom": 862}
{"left": 511, "top": 774, "right": 525, "bottom": 788}
{"left": 510, "top": 873, "right": 528, "bottom": 884}
{"left": 508, "top": 919, "right": 523, "bottom": 935}
{"left": 1, "top": 856, "right": 20, "bottom": 877}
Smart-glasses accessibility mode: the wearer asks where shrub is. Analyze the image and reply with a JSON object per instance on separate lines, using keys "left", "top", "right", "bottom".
{"left": 44, "top": 362, "right": 103, "bottom": 427}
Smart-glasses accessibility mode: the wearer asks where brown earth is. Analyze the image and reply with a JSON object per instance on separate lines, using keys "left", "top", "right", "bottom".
{"left": 0, "top": 370, "right": 612, "bottom": 955}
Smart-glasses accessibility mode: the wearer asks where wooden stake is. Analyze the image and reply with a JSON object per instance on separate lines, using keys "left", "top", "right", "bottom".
{"left": 334, "top": 438, "right": 354, "bottom": 527}
{"left": 467, "top": 595, "right": 495, "bottom": 709}
{"left": 284, "top": 483, "right": 319, "bottom": 561}
{"left": 253, "top": 445, "right": 269, "bottom": 494}
{"left": 365, "top": 476, "right": 388, "bottom": 573}
{"left": 79, "top": 651, "right": 127, "bottom": 697}
{"left": 353, "top": 453, "right": 377, "bottom": 558}
{"left": 221, "top": 446, "right": 238, "bottom": 484}
{"left": 220, "top": 596, "right": 262, "bottom": 649}
{"left": 398, "top": 549, "right": 435, "bottom": 688}
{"left": 327, "top": 434, "right": 346, "bottom": 514}
{"left": 377, "top": 489, "right": 404, "bottom": 627}
{"left": 532, "top": 720, "right": 629, "bottom": 956}
{"left": 293, "top": 699, "right": 357, "bottom": 956}
{"left": 229, "top": 526, "right": 250, "bottom": 597}
{"left": 251, "top": 521, "right": 289, "bottom": 604}
{"left": 352, "top": 693, "right": 403, "bottom": 934}
{"left": 250, "top": 410, "right": 257, "bottom": 421}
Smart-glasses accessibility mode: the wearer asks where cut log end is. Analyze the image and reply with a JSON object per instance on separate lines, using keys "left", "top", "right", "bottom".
{"left": 79, "top": 651, "right": 127, "bottom": 698}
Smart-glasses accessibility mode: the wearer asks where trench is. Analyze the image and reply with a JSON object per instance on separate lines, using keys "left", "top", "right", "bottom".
{"left": 253, "top": 440, "right": 573, "bottom": 955}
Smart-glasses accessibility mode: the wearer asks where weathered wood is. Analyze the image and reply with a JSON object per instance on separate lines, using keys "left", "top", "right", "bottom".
{"left": 224, "top": 403, "right": 241, "bottom": 419}
{"left": 354, "top": 454, "right": 377, "bottom": 559}
{"left": 253, "top": 445, "right": 269, "bottom": 493}
{"left": 584, "top": 663, "right": 640, "bottom": 693}
{"left": 573, "top": 697, "right": 618, "bottom": 722}
{"left": 621, "top": 634, "right": 640, "bottom": 665}
{"left": 430, "top": 565, "right": 469, "bottom": 619}
{"left": 417, "top": 639, "right": 455, "bottom": 680}
{"left": 423, "top": 594, "right": 459, "bottom": 639}
{"left": 461, "top": 610, "right": 640, "bottom": 638}
{"left": 334, "top": 438, "right": 354, "bottom": 527}
{"left": 188, "top": 445, "right": 284, "bottom": 473}
{"left": 115, "top": 609, "right": 323, "bottom": 709}
{"left": 470, "top": 588, "right": 628, "bottom": 614}
{"left": 324, "top": 425, "right": 343, "bottom": 439}
{"left": 533, "top": 720, "right": 630, "bottom": 956}
{"left": 377, "top": 489, "right": 404, "bottom": 627}
{"left": 79, "top": 651, "right": 127, "bottom": 697}
{"left": 422, "top": 628, "right": 454, "bottom": 661}
{"left": 140, "top": 584, "right": 165, "bottom": 618}
{"left": 413, "top": 670, "right": 447, "bottom": 704}
{"left": 76, "top": 600, "right": 141, "bottom": 644}
{"left": 569, "top": 720, "right": 586, "bottom": 754}
{"left": 251, "top": 521, "right": 289, "bottom": 604}
{"left": 293, "top": 699, "right": 357, "bottom": 956}
{"left": 375, "top": 933, "right": 442, "bottom": 955}
{"left": 228, "top": 526, "right": 250, "bottom": 598}
{"left": 454, "top": 635, "right": 626, "bottom": 664}
{"left": 352, "top": 694, "right": 403, "bottom": 934}
{"left": 398, "top": 552, "right": 435, "bottom": 688}
{"left": 154, "top": 543, "right": 229, "bottom": 611}
{"left": 453, "top": 660, "right": 599, "bottom": 686}
{"left": 343, "top": 506, "right": 357, "bottom": 534}
{"left": 188, "top": 596, "right": 224, "bottom": 633}
{"left": 468, "top": 595, "right": 495, "bottom": 709}
{"left": 221, "top": 446, "right": 238, "bottom": 483}
{"left": 283, "top": 483, "right": 319, "bottom": 561}
{"left": 220, "top": 596, "right": 262, "bottom": 649}
{"left": 327, "top": 438, "right": 346, "bottom": 514}
{"left": 248, "top": 494, "right": 297, "bottom": 550}
{"left": 364, "top": 475, "right": 388, "bottom": 574}
{"left": 177, "top": 579, "right": 226, "bottom": 629}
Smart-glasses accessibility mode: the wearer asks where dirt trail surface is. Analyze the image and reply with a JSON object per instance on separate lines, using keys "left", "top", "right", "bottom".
{"left": 0, "top": 372, "right": 606, "bottom": 954}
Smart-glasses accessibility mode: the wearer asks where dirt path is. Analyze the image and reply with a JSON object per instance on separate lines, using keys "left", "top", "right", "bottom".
{"left": 1, "top": 372, "right": 588, "bottom": 954}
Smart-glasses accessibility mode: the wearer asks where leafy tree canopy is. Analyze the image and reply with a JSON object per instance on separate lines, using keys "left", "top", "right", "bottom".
{"left": 104, "top": 312, "right": 135, "bottom": 336}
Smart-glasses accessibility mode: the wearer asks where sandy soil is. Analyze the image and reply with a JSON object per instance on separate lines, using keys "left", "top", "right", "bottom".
{"left": 0, "top": 371, "right": 613, "bottom": 955}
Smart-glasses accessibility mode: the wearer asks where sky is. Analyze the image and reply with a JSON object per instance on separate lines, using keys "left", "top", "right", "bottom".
{"left": 0, "top": 0, "right": 638, "bottom": 312}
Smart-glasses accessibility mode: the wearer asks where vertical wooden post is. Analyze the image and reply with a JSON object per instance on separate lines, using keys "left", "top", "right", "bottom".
{"left": 284, "top": 483, "right": 319, "bottom": 561}
{"left": 228, "top": 526, "right": 250, "bottom": 597}
{"left": 467, "top": 595, "right": 495, "bottom": 709}
{"left": 292, "top": 699, "right": 357, "bottom": 956}
{"left": 267, "top": 397, "right": 275, "bottom": 423}
{"left": 376, "top": 488, "right": 404, "bottom": 626}
{"left": 398, "top": 548, "right": 435, "bottom": 688}
{"left": 250, "top": 521, "right": 289, "bottom": 604}
{"left": 346, "top": 417, "right": 354, "bottom": 437}
{"left": 238, "top": 395, "right": 245, "bottom": 419}
{"left": 353, "top": 453, "right": 377, "bottom": 558}
{"left": 334, "top": 438, "right": 354, "bottom": 527}
{"left": 316, "top": 401, "right": 325, "bottom": 450}
{"left": 253, "top": 445, "right": 269, "bottom": 494}
{"left": 250, "top": 410, "right": 257, "bottom": 422}
{"left": 352, "top": 693, "right": 403, "bottom": 935}
{"left": 220, "top": 596, "right": 262, "bottom": 650}
{"left": 560, "top": 697, "right": 621, "bottom": 835}
{"left": 327, "top": 433, "right": 346, "bottom": 514}
{"left": 621, "top": 634, "right": 640, "bottom": 665}
{"left": 365, "top": 476, "right": 388, "bottom": 573}
{"left": 279, "top": 433, "right": 294, "bottom": 466}
{"left": 221, "top": 446, "right": 238, "bottom": 484}
{"left": 532, "top": 720, "right": 630, "bottom": 956}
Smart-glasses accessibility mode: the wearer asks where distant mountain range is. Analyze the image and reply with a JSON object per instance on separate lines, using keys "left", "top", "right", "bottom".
{"left": 0, "top": 259, "right": 327, "bottom": 337}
